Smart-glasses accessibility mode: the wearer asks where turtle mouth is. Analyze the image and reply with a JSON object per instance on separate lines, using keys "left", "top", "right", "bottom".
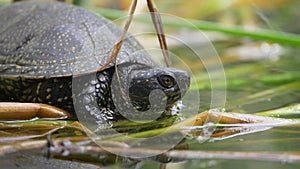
{"left": 129, "top": 90, "right": 181, "bottom": 102}
{"left": 129, "top": 89, "right": 183, "bottom": 112}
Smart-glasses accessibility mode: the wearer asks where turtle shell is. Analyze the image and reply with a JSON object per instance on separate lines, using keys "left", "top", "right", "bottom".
{"left": 0, "top": 2, "right": 157, "bottom": 78}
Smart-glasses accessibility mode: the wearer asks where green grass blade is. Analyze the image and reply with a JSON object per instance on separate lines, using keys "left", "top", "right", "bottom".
{"left": 256, "top": 103, "right": 300, "bottom": 119}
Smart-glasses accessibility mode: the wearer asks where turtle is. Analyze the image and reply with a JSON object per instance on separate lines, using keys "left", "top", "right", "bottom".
{"left": 0, "top": 1, "right": 190, "bottom": 127}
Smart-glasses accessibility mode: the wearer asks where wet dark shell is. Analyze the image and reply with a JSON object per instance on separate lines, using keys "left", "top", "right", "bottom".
{"left": 0, "top": 2, "right": 156, "bottom": 78}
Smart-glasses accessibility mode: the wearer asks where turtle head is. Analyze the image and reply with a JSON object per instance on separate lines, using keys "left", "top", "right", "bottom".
{"left": 128, "top": 68, "right": 190, "bottom": 111}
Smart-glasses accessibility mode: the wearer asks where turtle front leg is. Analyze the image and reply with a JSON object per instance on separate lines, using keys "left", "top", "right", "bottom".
{"left": 0, "top": 102, "right": 72, "bottom": 121}
{"left": 72, "top": 69, "right": 117, "bottom": 129}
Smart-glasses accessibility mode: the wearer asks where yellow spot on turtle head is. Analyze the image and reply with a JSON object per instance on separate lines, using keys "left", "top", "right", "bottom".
{"left": 46, "top": 88, "right": 51, "bottom": 93}
{"left": 46, "top": 94, "right": 51, "bottom": 100}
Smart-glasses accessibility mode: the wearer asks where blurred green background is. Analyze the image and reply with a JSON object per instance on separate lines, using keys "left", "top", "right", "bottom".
{"left": 0, "top": 0, "right": 300, "bottom": 169}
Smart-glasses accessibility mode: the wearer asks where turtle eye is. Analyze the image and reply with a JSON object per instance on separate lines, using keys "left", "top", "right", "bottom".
{"left": 158, "top": 75, "right": 176, "bottom": 88}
